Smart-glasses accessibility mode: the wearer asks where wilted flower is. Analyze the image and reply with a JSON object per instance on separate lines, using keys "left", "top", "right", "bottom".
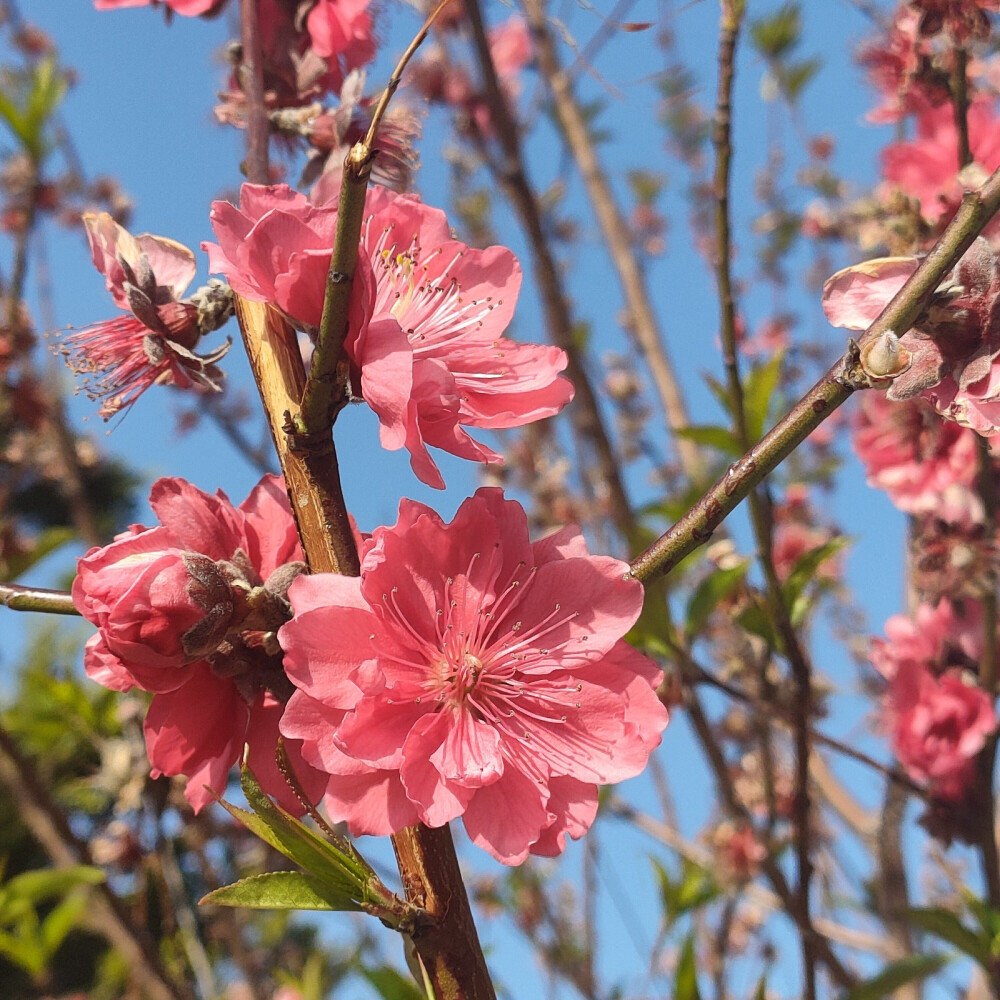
{"left": 61, "top": 213, "right": 232, "bottom": 418}
{"left": 73, "top": 474, "right": 322, "bottom": 813}
{"left": 278, "top": 488, "right": 669, "bottom": 864}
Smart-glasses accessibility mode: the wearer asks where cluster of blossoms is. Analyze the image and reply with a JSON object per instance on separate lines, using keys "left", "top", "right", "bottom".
{"left": 68, "top": 3, "right": 658, "bottom": 860}
{"left": 74, "top": 480, "right": 668, "bottom": 862}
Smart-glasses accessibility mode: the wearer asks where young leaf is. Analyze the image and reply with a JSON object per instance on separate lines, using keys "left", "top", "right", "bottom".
{"left": 201, "top": 871, "right": 361, "bottom": 912}
{"left": 362, "top": 965, "right": 427, "bottom": 1000}
{"left": 674, "top": 425, "right": 743, "bottom": 457}
{"left": 837, "top": 954, "right": 948, "bottom": 1000}
{"left": 674, "top": 933, "right": 702, "bottom": 1000}
{"left": 908, "top": 907, "right": 992, "bottom": 969}
{"left": 685, "top": 562, "right": 748, "bottom": 637}
{"left": 743, "top": 353, "right": 784, "bottom": 443}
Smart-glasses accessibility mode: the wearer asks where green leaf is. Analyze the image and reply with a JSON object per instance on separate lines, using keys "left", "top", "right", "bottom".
{"left": 837, "top": 954, "right": 949, "bottom": 1000}
{"left": 0, "top": 928, "right": 43, "bottom": 977}
{"left": 674, "top": 934, "right": 702, "bottom": 1000}
{"left": 201, "top": 871, "right": 359, "bottom": 911}
{"left": 209, "top": 764, "right": 378, "bottom": 911}
{"left": 685, "top": 562, "right": 748, "bottom": 637}
{"left": 743, "top": 353, "right": 784, "bottom": 443}
{"left": 750, "top": 3, "right": 801, "bottom": 59}
{"left": 674, "top": 425, "right": 743, "bottom": 457}
{"left": 909, "top": 907, "right": 992, "bottom": 969}
{"left": 780, "top": 56, "right": 822, "bottom": 102}
{"left": 39, "top": 890, "right": 90, "bottom": 958}
{"left": 782, "top": 535, "right": 849, "bottom": 625}
{"left": 5, "top": 866, "right": 105, "bottom": 903}
{"left": 736, "top": 602, "right": 776, "bottom": 648}
{"left": 362, "top": 966, "right": 426, "bottom": 1000}
{"left": 5, "top": 526, "right": 74, "bottom": 580}
{"left": 653, "top": 858, "right": 719, "bottom": 929}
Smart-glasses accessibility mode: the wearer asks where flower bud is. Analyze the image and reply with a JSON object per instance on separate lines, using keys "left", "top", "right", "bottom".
{"left": 72, "top": 530, "right": 238, "bottom": 678}
{"left": 860, "top": 328, "right": 912, "bottom": 382}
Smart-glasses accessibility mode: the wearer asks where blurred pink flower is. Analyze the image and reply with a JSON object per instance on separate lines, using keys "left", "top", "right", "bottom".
{"left": 305, "top": 0, "right": 375, "bottom": 67}
{"left": 278, "top": 488, "right": 669, "bottom": 865}
{"left": 888, "top": 663, "right": 996, "bottom": 800}
{"left": 822, "top": 240, "right": 1000, "bottom": 434}
{"left": 74, "top": 474, "right": 322, "bottom": 813}
{"left": 61, "top": 213, "right": 230, "bottom": 418}
{"left": 205, "top": 183, "right": 573, "bottom": 488}
{"left": 870, "top": 598, "right": 983, "bottom": 683}
{"left": 852, "top": 390, "right": 981, "bottom": 518}
{"left": 489, "top": 15, "right": 533, "bottom": 83}
{"left": 882, "top": 99, "right": 1000, "bottom": 223}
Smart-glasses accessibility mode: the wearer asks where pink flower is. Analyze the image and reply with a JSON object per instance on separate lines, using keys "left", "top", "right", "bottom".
{"left": 278, "top": 488, "right": 669, "bottom": 864}
{"left": 852, "top": 390, "right": 981, "bottom": 517}
{"left": 822, "top": 240, "right": 1000, "bottom": 434}
{"left": 888, "top": 663, "right": 995, "bottom": 800}
{"left": 870, "top": 598, "right": 983, "bottom": 682}
{"left": 489, "top": 15, "right": 533, "bottom": 84}
{"left": 882, "top": 99, "right": 1000, "bottom": 223}
{"left": 205, "top": 184, "right": 573, "bottom": 488}
{"left": 305, "top": 0, "right": 375, "bottom": 68}
{"left": 74, "top": 474, "right": 323, "bottom": 813}
{"left": 61, "top": 213, "right": 231, "bottom": 418}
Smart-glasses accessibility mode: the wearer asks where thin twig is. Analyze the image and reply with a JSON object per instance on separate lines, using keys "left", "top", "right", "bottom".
{"left": 0, "top": 582, "right": 78, "bottom": 615}
{"left": 463, "top": 0, "right": 637, "bottom": 544}
{"left": 521, "top": 0, "right": 703, "bottom": 480}
{"left": 630, "top": 163, "right": 1000, "bottom": 582}
{"left": 238, "top": 0, "right": 269, "bottom": 184}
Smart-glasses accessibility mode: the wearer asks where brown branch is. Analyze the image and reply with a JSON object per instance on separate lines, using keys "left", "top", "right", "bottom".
{"left": 682, "top": 693, "right": 856, "bottom": 988}
{"left": 462, "top": 0, "right": 637, "bottom": 545}
{"left": 239, "top": 0, "right": 269, "bottom": 184}
{"left": 630, "top": 162, "right": 1000, "bottom": 583}
{"left": 232, "top": 298, "right": 495, "bottom": 999}
{"left": 521, "top": 0, "right": 703, "bottom": 480}
{"left": 0, "top": 723, "right": 194, "bottom": 1000}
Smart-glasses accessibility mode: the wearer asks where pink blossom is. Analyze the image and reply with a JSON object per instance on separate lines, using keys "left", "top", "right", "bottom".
{"left": 882, "top": 99, "right": 1000, "bottom": 223}
{"left": 870, "top": 599, "right": 983, "bottom": 683}
{"left": 205, "top": 184, "right": 573, "bottom": 488}
{"left": 822, "top": 241, "right": 1000, "bottom": 434}
{"left": 305, "top": 0, "right": 375, "bottom": 68}
{"left": 860, "top": 6, "right": 946, "bottom": 124}
{"left": 74, "top": 474, "right": 323, "bottom": 813}
{"left": 61, "top": 213, "right": 231, "bottom": 418}
{"left": 489, "top": 15, "right": 533, "bottom": 83}
{"left": 887, "top": 663, "right": 996, "bottom": 800}
{"left": 852, "top": 390, "right": 981, "bottom": 517}
{"left": 278, "top": 488, "right": 669, "bottom": 865}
